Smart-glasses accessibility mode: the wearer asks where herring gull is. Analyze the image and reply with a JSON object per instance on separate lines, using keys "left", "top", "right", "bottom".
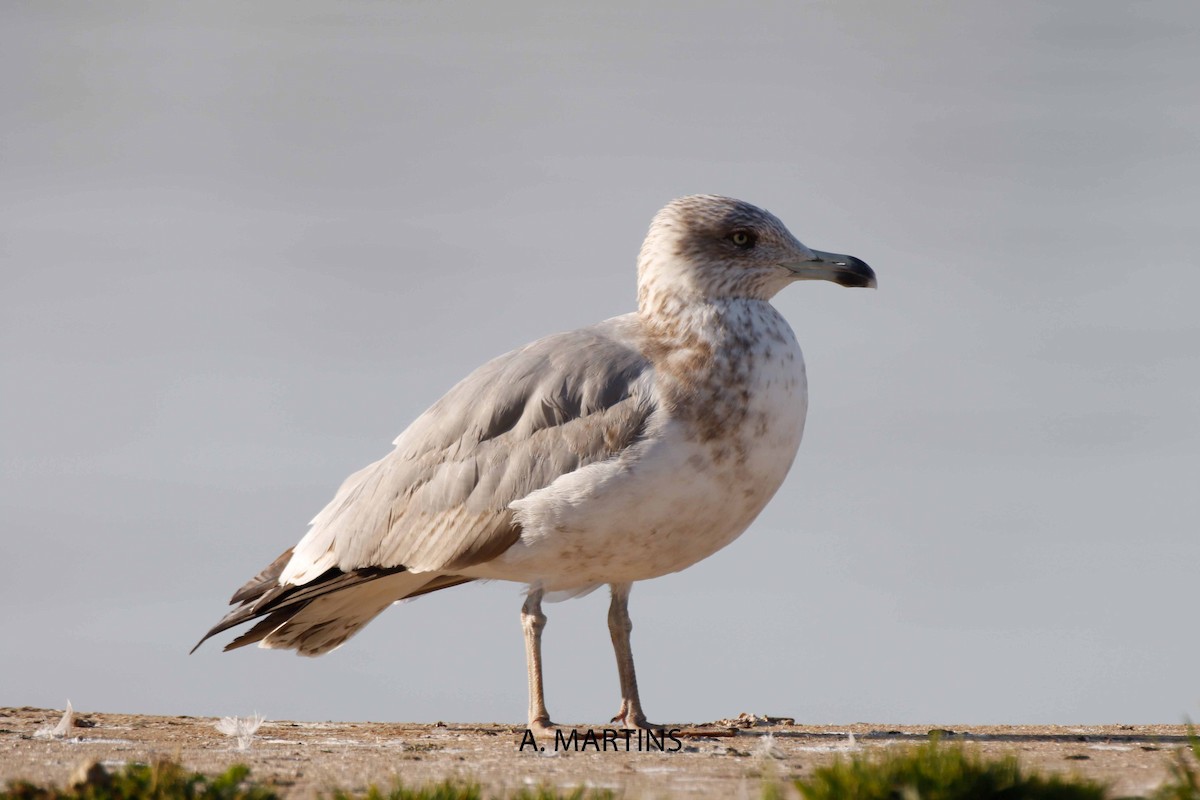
{"left": 193, "top": 195, "right": 876, "bottom": 730}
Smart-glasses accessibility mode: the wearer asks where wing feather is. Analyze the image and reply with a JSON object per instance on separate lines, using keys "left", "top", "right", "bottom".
{"left": 281, "top": 314, "right": 656, "bottom": 583}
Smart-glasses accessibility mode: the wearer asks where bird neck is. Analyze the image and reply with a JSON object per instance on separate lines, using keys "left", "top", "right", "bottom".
{"left": 637, "top": 265, "right": 779, "bottom": 325}
{"left": 638, "top": 291, "right": 779, "bottom": 346}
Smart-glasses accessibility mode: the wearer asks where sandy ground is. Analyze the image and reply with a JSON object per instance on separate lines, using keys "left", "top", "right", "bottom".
{"left": 1, "top": 707, "right": 1194, "bottom": 798}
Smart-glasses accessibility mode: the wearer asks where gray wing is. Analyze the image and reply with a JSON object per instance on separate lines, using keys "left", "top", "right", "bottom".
{"left": 280, "top": 313, "right": 657, "bottom": 584}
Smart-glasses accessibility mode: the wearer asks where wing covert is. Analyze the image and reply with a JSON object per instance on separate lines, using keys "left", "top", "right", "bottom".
{"left": 281, "top": 314, "right": 656, "bottom": 583}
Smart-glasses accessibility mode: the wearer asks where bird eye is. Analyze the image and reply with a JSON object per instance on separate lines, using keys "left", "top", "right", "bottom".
{"left": 728, "top": 230, "right": 756, "bottom": 249}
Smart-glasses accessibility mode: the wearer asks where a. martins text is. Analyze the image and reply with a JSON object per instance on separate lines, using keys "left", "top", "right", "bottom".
{"left": 519, "top": 727, "right": 684, "bottom": 753}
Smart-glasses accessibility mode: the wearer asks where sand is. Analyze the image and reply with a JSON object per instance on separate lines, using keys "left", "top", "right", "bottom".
{"left": 1, "top": 707, "right": 1193, "bottom": 797}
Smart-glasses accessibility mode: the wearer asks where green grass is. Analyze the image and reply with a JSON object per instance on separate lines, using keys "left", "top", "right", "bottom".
{"left": 0, "top": 763, "right": 613, "bottom": 800}
{"left": 1146, "top": 727, "right": 1200, "bottom": 800}
{"left": 792, "top": 738, "right": 1108, "bottom": 800}
{"left": 0, "top": 761, "right": 275, "bottom": 800}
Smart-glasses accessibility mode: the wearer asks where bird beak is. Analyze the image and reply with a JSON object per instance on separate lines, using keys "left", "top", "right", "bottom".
{"left": 786, "top": 250, "right": 877, "bottom": 288}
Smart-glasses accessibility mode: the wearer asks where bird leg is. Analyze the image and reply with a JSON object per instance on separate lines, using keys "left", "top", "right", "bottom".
{"left": 608, "top": 582, "right": 654, "bottom": 729}
{"left": 521, "top": 588, "right": 555, "bottom": 732}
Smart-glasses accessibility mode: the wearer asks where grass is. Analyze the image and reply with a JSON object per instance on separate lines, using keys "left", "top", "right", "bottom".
{"left": 787, "top": 731, "right": 1200, "bottom": 800}
{"left": 0, "top": 763, "right": 614, "bottom": 800}
{"left": 790, "top": 737, "right": 1108, "bottom": 800}
{"left": 1145, "top": 727, "right": 1200, "bottom": 800}
{"left": 0, "top": 761, "right": 275, "bottom": 800}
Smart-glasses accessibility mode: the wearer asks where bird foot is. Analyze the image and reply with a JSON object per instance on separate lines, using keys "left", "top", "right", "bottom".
{"left": 528, "top": 717, "right": 560, "bottom": 736}
{"left": 611, "top": 709, "right": 657, "bottom": 730}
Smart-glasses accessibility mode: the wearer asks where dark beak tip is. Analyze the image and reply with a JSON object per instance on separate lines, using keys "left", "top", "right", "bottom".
{"left": 837, "top": 256, "right": 876, "bottom": 289}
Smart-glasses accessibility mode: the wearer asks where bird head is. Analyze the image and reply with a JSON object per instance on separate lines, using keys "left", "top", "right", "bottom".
{"left": 637, "top": 195, "right": 875, "bottom": 311}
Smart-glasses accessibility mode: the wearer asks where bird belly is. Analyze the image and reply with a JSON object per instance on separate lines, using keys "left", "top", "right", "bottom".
{"left": 469, "top": 341, "right": 808, "bottom": 591}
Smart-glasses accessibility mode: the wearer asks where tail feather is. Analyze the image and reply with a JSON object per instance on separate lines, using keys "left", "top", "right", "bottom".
{"left": 192, "top": 548, "right": 473, "bottom": 655}
{"left": 260, "top": 572, "right": 434, "bottom": 655}
{"left": 230, "top": 547, "right": 294, "bottom": 604}
{"left": 223, "top": 607, "right": 306, "bottom": 652}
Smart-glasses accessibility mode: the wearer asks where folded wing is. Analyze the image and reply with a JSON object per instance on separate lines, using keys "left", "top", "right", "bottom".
{"left": 194, "top": 314, "right": 657, "bottom": 654}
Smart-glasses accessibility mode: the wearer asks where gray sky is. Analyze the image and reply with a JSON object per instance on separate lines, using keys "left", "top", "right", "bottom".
{"left": 2, "top": 1, "right": 1197, "bottom": 726}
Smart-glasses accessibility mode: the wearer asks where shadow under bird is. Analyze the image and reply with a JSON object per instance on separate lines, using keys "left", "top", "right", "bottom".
{"left": 193, "top": 194, "right": 876, "bottom": 731}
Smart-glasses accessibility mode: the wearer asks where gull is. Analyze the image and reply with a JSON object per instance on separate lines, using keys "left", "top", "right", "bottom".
{"left": 193, "top": 195, "right": 875, "bottom": 730}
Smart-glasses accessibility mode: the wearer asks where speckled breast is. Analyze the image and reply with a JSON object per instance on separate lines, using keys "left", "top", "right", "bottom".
{"left": 484, "top": 302, "right": 809, "bottom": 591}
